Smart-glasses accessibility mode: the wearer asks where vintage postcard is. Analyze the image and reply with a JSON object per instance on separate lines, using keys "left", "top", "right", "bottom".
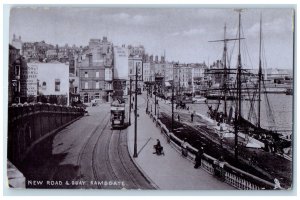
{"left": 6, "top": 6, "right": 294, "bottom": 190}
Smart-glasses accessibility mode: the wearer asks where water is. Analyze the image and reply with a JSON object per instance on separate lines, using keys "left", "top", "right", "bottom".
{"left": 188, "top": 94, "right": 293, "bottom": 134}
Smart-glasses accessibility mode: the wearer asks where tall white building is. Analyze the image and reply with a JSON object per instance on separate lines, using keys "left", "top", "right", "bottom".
{"left": 28, "top": 61, "right": 70, "bottom": 105}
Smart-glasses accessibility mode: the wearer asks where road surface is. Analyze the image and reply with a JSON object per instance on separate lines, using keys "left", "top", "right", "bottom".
{"left": 21, "top": 103, "right": 154, "bottom": 189}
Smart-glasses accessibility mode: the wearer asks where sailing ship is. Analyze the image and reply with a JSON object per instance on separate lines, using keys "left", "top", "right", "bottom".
{"left": 205, "top": 10, "right": 291, "bottom": 158}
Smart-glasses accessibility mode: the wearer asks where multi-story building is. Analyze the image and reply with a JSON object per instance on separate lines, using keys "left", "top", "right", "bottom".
{"left": 173, "top": 64, "right": 193, "bottom": 94}
{"left": 26, "top": 61, "right": 69, "bottom": 105}
{"left": 9, "top": 44, "right": 23, "bottom": 104}
{"left": 78, "top": 37, "right": 113, "bottom": 103}
{"left": 23, "top": 41, "right": 54, "bottom": 62}
{"left": 128, "top": 55, "right": 143, "bottom": 91}
{"left": 164, "top": 62, "right": 174, "bottom": 81}
{"left": 112, "top": 45, "right": 128, "bottom": 99}
{"left": 128, "top": 45, "right": 145, "bottom": 57}
{"left": 191, "top": 63, "right": 208, "bottom": 94}
{"left": 143, "top": 62, "right": 151, "bottom": 83}
{"left": 127, "top": 45, "right": 145, "bottom": 92}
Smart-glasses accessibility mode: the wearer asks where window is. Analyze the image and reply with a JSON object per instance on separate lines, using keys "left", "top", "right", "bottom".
{"left": 96, "top": 71, "right": 99, "bottom": 77}
{"left": 85, "top": 82, "right": 88, "bottom": 89}
{"left": 55, "top": 79, "right": 60, "bottom": 91}
{"left": 88, "top": 54, "right": 92, "bottom": 66}
{"left": 105, "top": 68, "right": 112, "bottom": 81}
{"left": 96, "top": 81, "right": 99, "bottom": 89}
{"left": 85, "top": 72, "right": 88, "bottom": 78}
{"left": 14, "top": 65, "right": 20, "bottom": 76}
{"left": 42, "top": 81, "right": 47, "bottom": 90}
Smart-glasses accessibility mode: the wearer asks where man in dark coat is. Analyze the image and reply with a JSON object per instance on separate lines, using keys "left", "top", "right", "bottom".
{"left": 194, "top": 147, "right": 204, "bottom": 169}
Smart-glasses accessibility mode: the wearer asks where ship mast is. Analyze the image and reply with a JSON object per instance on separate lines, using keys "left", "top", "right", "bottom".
{"left": 208, "top": 24, "right": 241, "bottom": 117}
{"left": 223, "top": 24, "right": 228, "bottom": 117}
{"left": 234, "top": 9, "right": 243, "bottom": 161}
{"left": 258, "top": 13, "right": 262, "bottom": 128}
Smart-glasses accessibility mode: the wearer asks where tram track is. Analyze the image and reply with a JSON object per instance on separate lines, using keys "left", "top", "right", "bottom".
{"left": 74, "top": 99, "right": 154, "bottom": 189}
{"left": 92, "top": 127, "right": 154, "bottom": 189}
{"left": 91, "top": 124, "right": 120, "bottom": 189}
{"left": 76, "top": 113, "right": 111, "bottom": 188}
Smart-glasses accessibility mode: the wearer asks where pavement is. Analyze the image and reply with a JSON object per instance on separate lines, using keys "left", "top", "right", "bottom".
{"left": 127, "top": 94, "right": 234, "bottom": 190}
{"left": 154, "top": 95, "right": 292, "bottom": 187}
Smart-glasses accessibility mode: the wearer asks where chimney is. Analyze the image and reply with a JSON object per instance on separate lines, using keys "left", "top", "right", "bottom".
{"left": 150, "top": 55, "right": 153, "bottom": 62}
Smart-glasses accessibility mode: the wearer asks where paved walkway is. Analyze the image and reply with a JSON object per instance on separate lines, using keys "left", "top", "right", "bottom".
{"left": 127, "top": 95, "right": 234, "bottom": 190}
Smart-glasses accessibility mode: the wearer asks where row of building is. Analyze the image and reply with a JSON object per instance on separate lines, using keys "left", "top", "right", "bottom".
{"left": 8, "top": 35, "right": 292, "bottom": 105}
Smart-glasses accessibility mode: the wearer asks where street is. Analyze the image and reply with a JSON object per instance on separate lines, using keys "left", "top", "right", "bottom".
{"left": 21, "top": 103, "right": 154, "bottom": 189}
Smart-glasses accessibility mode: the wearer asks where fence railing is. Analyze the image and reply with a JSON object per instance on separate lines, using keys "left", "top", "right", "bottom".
{"left": 148, "top": 111, "right": 277, "bottom": 190}
{"left": 7, "top": 102, "right": 85, "bottom": 164}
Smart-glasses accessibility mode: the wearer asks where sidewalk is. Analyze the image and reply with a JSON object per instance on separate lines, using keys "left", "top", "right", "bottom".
{"left": 127, "top": 96, "right": 233, "bottom": 190}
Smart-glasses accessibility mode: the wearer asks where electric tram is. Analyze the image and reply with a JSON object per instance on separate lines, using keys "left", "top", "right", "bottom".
{"left": 110, "top": 100, "right": 126, "bottom": 129}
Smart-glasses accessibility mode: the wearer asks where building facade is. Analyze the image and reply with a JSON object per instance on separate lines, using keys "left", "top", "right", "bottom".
{"left": 78, "top": 37, "right": 113, "bottom": 103}
{"left": 191, "top": 63, "right": 208, "bottom": 94}
{"left": 9, "top": 44, "right": 24, "bottom": 104}
{"left": 112, "top": 45, "right": 128, "bottom": 99}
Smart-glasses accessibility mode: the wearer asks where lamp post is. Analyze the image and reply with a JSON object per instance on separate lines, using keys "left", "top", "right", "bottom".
{"left": 154, "top": 84, "right": 157, "bottom": 115}
{"left": 172, "top": 69, "right": 174, "bottom": 132}
{"left": 129, "top": 77, "right": 132, "bottom": 126}
{"left": 133, "top": 62, "right": 138, "bottom": 158}
{"left": 146, "top": 90, "right": 149, "bottom": 114}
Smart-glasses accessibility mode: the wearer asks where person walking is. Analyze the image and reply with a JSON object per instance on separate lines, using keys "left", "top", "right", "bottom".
{"left": 177, "top": 114, "right": 180, "bottom": 122}
{"left": 194, "top": 147, "right": 204, "bottom": 169}
{"left": 181, "top": 138, "right": 188, "bottom": 157}
{"left": 191, "top": 113, "right": 194, "bottom": 122}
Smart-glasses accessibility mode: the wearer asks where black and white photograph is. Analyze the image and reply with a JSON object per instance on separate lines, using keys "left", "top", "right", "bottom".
{"left": 5, "top": 5, "right": 294, "bottom": 191}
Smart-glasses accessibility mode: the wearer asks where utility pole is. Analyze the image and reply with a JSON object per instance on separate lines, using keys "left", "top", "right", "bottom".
{"left": 178, "top": 63, "right": 181, "bottom": 95}
{"left": 172, "top": 66, "right": 175, "bottom": 132}
{"left": 133, "top": 63, "right": 138, "bottom": 158}
{"left": 146, "top": 85, "right": 149, "bottom": 113}
{"left": 154, "top": 83, "right": 157, "bottom": 115}
{"left": 129, "top": 77, "right": 132, "bottom": 126}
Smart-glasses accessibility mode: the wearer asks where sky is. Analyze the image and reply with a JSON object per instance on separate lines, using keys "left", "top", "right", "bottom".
{"left": 9, "top": 7, "right": 294, "bottom": 69}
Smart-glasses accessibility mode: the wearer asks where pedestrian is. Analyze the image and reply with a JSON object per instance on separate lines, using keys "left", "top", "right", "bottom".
{"left": 194, "top": 147, "right": 204, "bottom": 169}
{"left": 177, "top": 114, "right": 180, "bottom": 122}
{"left": 181, "top": 138, "right": 188, "bottom": 157}
{"left": 191, "top": 113, "right": 194, "bottom": 122}
{"left": 131, "top": 102, "right": 133, "bottom": 109}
